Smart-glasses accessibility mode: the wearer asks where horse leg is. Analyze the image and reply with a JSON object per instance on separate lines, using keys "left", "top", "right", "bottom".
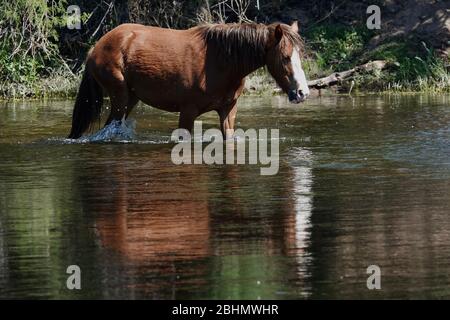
{"left": 178, "top": 108, "right": 199, "bottom": 132}
{"left": 218, "top": 100, "right": 238, "bottom": 140}
{"left": 105, "top": 86, "right": 138, "bottom": 126}
{"left": 125, "top": 92, "right": 139, "bottom": 119}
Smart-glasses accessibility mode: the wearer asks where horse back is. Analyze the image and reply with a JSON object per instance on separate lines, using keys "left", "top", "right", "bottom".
{"left": 87, "top": 24, "right": 241, "bottom": 112}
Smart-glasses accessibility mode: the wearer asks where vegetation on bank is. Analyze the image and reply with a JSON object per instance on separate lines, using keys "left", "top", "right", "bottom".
{"left": 302, "top": 24, "right": 449, "bottom": 93}
{"left": 0, "top": 0, "right": 78, "bottom": 97}
{"left": 0, "top": 0, "right": 448, "bottom": 99}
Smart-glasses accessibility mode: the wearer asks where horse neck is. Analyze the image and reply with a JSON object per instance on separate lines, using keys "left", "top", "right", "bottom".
{"left": 201, "top": 24, "right": 268, "bottom": 78}
{"left": 222, "top": 56, "right": 266, "bottom": 80}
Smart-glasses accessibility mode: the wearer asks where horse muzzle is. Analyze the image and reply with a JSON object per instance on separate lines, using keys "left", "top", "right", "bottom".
{"left": 288, "top": 90, "right": 307, "bottom": 104}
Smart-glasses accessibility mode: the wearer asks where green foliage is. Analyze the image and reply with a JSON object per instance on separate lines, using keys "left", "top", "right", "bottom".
{"left": 356, "top": 41, "right": 449, "bottom": 92}
{"left": 305, "top": 24, "right": 374, "bottom": 72}
{"left": 0, "top": 1, "right": 448, "bottom": 97}
{"left": 0, "top": 0, "right": 69, "bottom": 97}
{"left": 304, "top": 23, "right": 449, "bottom": 93}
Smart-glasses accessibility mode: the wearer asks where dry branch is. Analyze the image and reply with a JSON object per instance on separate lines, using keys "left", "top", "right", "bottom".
{"left": 307, "top": 60, "right": 392, "bottom": 89}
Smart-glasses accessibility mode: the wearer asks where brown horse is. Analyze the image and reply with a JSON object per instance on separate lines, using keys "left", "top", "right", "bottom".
{"left": 68, "top": 21, "right": 309, "bottom": 139}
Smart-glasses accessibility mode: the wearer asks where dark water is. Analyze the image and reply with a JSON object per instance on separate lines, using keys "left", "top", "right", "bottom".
{"left": 0, "top": 94, "right": 449, "bottom": 299}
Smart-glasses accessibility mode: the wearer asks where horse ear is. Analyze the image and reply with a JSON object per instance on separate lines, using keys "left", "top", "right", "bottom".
{"left": 274, "top": 24, "right": 283, "bottom": 44}
{"left": 291, "top": 21, "right": 299, "bottom": 33}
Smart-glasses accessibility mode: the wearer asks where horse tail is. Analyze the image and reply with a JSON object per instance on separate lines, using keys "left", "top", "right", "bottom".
{"left": 68, "top": 63, "right": 103, "bottom": 139}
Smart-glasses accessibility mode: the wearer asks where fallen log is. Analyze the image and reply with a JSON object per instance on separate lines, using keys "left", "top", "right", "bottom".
{"left": 307, "top": 60, "right": 392, "bottom": 89}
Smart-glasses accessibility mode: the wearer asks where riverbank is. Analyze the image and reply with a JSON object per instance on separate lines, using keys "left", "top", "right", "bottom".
{"left": 2, "top": 45, "right": 448, "bottom": 100}
{"left": 1, "top": 0, "right": 448, "bottom": 99}
{"left": 1, "top": 38, "right": 448, "bottom": 100}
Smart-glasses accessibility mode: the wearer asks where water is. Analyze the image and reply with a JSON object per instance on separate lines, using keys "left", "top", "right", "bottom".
{"left": 0, "top": 94, "right": 449, "bottom": 299}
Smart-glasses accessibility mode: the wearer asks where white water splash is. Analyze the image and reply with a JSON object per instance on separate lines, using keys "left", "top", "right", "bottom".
{"left": 79, "top": 119, "right": 136, "bottom": 143}
{"left": 58, "top": 118, "right": 172, "bottom": 144}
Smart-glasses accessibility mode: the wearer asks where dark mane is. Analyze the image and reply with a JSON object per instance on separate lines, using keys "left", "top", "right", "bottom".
{"left": 277, "top": 24, "right": 305, "bottom": 54}
{"left": 195, "top": 23, "right": 304, "bottom": 73}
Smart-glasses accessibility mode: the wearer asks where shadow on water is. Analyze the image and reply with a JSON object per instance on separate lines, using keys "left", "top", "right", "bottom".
{"left": 0, "top": 94, "right": 450, "bottom": 299}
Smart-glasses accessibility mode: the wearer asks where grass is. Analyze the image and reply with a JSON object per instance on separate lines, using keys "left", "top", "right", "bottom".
{"left": 355, "top": 42, "right": 450, "bottom": 93}
{"left": 0, "top": 68, "right": 80, "bottom": 99}
{"left": 302, "top": 24, "right": 450, "bottom": 93}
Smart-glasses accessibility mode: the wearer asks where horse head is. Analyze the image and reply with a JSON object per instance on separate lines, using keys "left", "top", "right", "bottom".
{"left": 265, "top": 21, "right": 310, "bottom": 104}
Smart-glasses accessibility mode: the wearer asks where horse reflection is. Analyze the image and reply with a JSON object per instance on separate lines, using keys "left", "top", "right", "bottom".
{"left": 77, "top": 147, "right": 211, "bottom": 263}
{"left": 72, "top": 144, "right": 315, "bottom": 298}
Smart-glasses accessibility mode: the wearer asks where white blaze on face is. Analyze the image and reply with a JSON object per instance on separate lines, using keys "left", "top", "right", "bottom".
{"left": 291, "top": 47, "right": 310, "bottom": 96}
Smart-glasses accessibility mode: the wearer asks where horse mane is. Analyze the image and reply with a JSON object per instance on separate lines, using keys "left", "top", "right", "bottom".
{"left": 195, "top": 23, "right": 304, "bottom": 73}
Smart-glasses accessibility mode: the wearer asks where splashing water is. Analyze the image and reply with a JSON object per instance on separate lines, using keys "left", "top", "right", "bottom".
{"left": 79, "top": 119, "right": 136, "bottom": 143}
{"left": 57, "top": 118, "right": 171, "bottom": 145}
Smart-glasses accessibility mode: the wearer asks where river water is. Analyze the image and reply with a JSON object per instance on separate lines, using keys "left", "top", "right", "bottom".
{"left": 0, "top": 94, "right": 449, "bottom": 299}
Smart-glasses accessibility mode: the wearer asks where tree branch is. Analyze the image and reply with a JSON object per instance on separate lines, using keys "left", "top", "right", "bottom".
{"left": 307, "top": 60, "right": 392, "bottom": 89}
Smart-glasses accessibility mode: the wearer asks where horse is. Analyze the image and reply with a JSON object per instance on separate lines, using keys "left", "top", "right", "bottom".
{"left": 68, "top": 21, "right": 309, "bottom": 140}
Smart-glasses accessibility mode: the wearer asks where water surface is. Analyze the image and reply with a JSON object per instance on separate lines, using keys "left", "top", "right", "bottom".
{"left": 0, "top": 94, "right": 449, "bottom": 299}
